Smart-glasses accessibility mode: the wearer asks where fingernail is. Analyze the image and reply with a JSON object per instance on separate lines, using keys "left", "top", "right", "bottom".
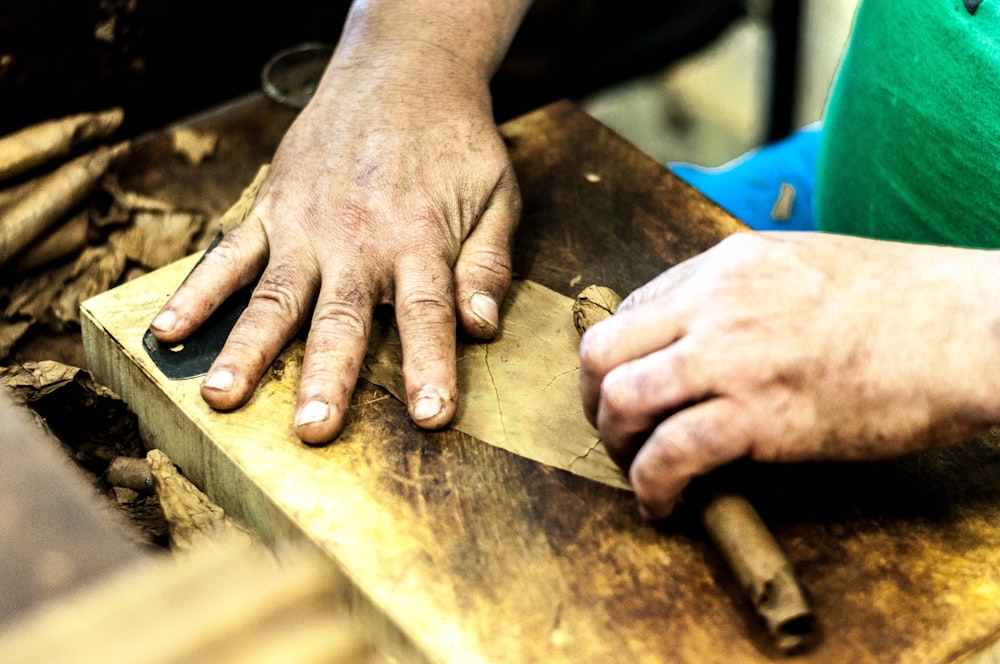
{"left": 637, "top": 498, "right": 676, "bottom": 522}
{"left": 411, "top": 391, "right": 444, "bottom": 423}
{"left": 470, "top": 292, "right": 499, "bottom": 332}
{"left": 203, "top": 370, "right": 234, "bottom": 392}
{"left": 296, "top": 400, "right": 330, "bottom": 428}
{"left": 150, "top": 310, "right": 176, "bottom": 333}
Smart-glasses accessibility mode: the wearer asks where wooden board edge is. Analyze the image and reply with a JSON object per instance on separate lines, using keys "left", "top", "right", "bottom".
{"left": 79, "top": 299, "right": 434, "bottom": 664}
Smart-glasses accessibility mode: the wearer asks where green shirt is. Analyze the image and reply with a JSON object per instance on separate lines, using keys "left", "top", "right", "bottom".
{"left": 815, "top": 0, "right": 1000, "bottom": 247}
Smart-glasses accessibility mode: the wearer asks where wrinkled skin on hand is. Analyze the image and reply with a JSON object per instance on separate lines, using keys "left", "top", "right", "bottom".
{"left": 149, "top": 54, "right": 520, "bottom": 444}
{"left": 579, "top": 232, "right": 1000, "bottom": 519}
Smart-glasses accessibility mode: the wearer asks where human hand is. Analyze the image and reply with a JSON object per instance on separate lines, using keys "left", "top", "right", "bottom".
{"left": 148, "top": 41, "right": 520, "bottom": 444}
{"left": 579, "top": 232, "right": 1000, "bottom": 519}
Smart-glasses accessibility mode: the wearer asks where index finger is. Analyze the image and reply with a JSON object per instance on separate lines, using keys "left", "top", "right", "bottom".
{"left": 578, "top": 258, "right": 706, "bottom": 425}
{"left": 149, "top": 220, "right": 268, "bottom": 344}
{"left": 578, "top": 301, "right": 685, "bottom": 426}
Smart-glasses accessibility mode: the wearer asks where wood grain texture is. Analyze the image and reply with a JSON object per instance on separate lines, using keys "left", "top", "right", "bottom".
{"left": 82, "top": 99, "right": 1000, "bottom": 663}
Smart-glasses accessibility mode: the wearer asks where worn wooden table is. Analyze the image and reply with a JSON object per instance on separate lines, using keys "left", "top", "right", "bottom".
{"left": 83, "top": 94, "right": 1000, "bottom": 663}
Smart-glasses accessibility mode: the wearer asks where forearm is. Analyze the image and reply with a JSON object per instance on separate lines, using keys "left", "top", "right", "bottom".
{"left": 926, "top": 245, "right": 1000, "bottom": 431}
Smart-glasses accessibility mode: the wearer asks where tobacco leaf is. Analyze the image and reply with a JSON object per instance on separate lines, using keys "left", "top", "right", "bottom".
{"left": 147, "top": 448, "right": 256, "bottom": 554}
{"left": 0, "top": 360, "right": 144, "bottom": 473}
{"left": 111, "top": 209, "right": 202, "bottom": 270}
{"left": 51, "top": 243, "right": 128, "bottom": 326}
{"left": 169, "top": 126, "right": 218, "bottom": 166}
{"left": 362, "top": 278, "right": 629, "bottom": 490}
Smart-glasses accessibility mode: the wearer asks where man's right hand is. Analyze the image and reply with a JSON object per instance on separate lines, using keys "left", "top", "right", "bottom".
{"left": 149, "top": 0, "right": 535, "bottom": 444}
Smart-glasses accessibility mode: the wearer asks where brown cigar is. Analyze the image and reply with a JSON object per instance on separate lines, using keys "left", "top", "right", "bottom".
{"left": 0, "top": 142, "right": 128, "bottom": 269}
{"left": 0, "top": 108, "right": 124, "bottom": 183}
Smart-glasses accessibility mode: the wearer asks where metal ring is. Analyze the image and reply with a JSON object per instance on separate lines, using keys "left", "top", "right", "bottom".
{"left": 260, "top": 42, "right": 335, "bottom": 109}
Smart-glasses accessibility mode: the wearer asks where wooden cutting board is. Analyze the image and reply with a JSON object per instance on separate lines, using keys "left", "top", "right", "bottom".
{"left": 81, "top": 99, "right": 1000, "bottom": 663}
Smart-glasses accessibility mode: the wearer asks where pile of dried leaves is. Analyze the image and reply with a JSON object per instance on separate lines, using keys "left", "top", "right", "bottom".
{"left": 0, "top": 111, "right": 217, "bottom": 365}
{"left": 3, "top": 174, "right": 213, "bottom": 358}
{"left": 1, "top": 361, "right": 169, "bottom": 547}
{"left": 0, "top": 110, "right": 225, "bottom": 549}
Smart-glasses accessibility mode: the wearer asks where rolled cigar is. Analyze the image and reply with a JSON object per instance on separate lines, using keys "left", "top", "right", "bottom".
{"left": 104, "top": 455, "right": 155, "bottom": 493}
{"left": 573, "top": 284, "right": 814, "bottom": 654}
{"left": 0, "top": 142, "right": 129, "bottom": 269}
{"left": 702, "top": 493, "right": 813, "bottom": 653}
{"left": 0, "top": 108, "right": 124, "bottom": 183}
{"left": 0, "top": 175, "right": 37, "bottom": 211}
{"left": 7, "top": 210, "right": 89, "bottom": 274}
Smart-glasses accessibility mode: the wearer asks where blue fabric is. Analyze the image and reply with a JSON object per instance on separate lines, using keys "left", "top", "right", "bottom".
{"left": 669, "top": 124, "right": 822, "bottom": 231}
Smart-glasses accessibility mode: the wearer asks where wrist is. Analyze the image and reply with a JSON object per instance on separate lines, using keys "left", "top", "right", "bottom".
{"left": 334, "top": 0, "right": 531, "bottom": 83}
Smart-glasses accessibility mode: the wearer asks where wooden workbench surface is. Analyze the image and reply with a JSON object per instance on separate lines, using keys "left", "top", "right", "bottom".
{"left": 83, "top": 95, "right": 1000, "bottom": 663}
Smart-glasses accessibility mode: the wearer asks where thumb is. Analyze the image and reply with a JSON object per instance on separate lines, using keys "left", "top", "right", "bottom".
{"left": 454, "top": 173, "right": 521, "bottom": 340}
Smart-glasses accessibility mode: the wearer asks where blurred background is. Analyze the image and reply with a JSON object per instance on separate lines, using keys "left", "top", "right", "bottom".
{"left": 1, "top": 0, "right": 859, "bottom": 169}
{"left": 583, "top": 0, "right": 861, "bottom": 166}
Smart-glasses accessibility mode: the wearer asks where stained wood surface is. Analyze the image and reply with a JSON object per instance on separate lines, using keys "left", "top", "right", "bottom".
{"left": 82, "top": 97, "right": 1000, "bottom": 663}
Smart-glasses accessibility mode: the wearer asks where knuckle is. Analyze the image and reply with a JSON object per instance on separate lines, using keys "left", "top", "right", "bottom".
{"left": 650, "top": 426, "right": 688, "bottom": 468}
{"left": 460, "top": 249, "right": 513, "bottom": 286}
{"left": 396, "top": 290, "right": 454, "bottom": 327}
{"left": 578, "top": 328, "right": 612, "bottom": 374}
{"left": 299, "top": 299, "right": 373, "bottom": 379}
{"left": 311, "top": 297, "right": 370, "bottom": 337}
{"left": 662, "top": 351, "right": 691, "bottom": 389}
{"left": 200, "top": 240, "right": 241, "bottom": 271}
{"left": 620, "top": 274, "right": 670, "bottom": 311}
{"left": 599, "top": 369, "right": 637, "bottom": 420}
{"left": 187, "top": 245, "right": 245, "bottom": 295}
{"left": 251, "top": 281, "right": 308, "bottom": 324}
{"left": 249, "top": 262, "right": 317, "bottom": 323}
{"left": 715, "top": 232, "right": 776, "bottom": 269}
{"left": 682, "top": 410, "right": 739, "bottom": 468}
{"left": 630, "top": 448, "right": 673, "bottom": 504}
{"left": 218, "top": 334, "right": 271, "bottom": 370}
{"left": 215, "top": 218, "right": 268, "bottom": 264}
